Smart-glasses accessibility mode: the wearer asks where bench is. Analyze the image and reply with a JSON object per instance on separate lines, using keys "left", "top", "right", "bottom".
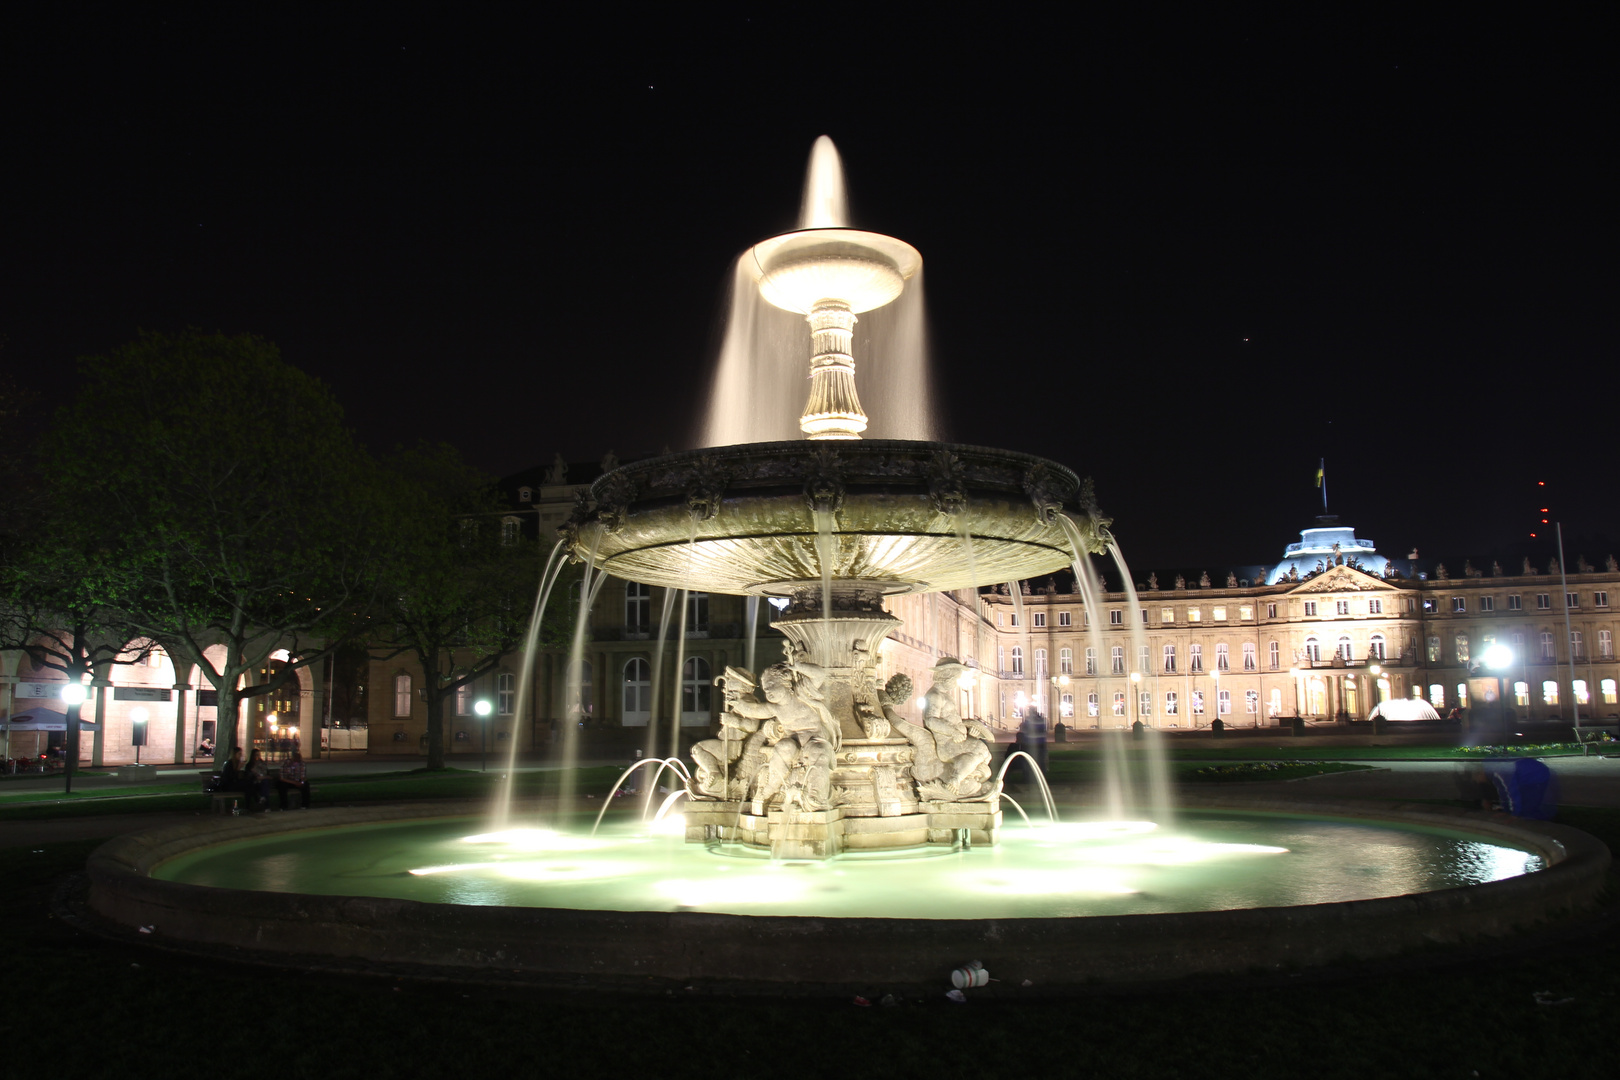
{"left": 209, "top": 790, "right": 244, "bottom": 814}
{"left": 1573, "top": 723, "right": 1620, "bottom": 756}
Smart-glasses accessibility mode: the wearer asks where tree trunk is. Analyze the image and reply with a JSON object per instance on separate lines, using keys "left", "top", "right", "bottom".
{"left": 424, "top": 645, "right": 445, "bottom": 770}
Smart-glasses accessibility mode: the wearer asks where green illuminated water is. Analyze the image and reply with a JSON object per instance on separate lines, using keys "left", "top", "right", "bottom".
{"left": 153, "top": 813, "right": 1544, "bottom": 920}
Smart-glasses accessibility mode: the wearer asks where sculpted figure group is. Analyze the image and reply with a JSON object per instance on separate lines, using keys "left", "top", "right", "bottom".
{"left": 690, "top": 650, "right": 996, "bottom": 811}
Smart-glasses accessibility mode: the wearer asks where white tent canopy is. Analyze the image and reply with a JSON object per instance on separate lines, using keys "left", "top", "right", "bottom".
{"left": 1368, "top": 698, "right": 1442, "bottom": 722}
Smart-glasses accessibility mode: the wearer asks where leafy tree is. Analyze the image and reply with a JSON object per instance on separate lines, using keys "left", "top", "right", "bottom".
{"left": 41, "top": 330, "right": 389, "bottom": 763}
{"left": 370, "top": 442, "right": 543, "bottom": 769}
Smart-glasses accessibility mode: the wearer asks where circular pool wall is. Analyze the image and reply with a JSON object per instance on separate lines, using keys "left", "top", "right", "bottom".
{"left": 86, "top": 798, "right": 1609, "bottom": 991}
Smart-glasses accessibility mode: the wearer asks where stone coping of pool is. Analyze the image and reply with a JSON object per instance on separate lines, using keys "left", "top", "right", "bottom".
{"left": 85, "top": 796, "right": 1610, "bottom": 990}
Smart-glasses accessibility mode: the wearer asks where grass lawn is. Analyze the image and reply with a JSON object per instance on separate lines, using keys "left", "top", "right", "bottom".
{"left": 2, "top": 802, "right": 1617, "bottom": 1079}
{"left": 1047, "top": 742, "right": 1610, "bottom": 762}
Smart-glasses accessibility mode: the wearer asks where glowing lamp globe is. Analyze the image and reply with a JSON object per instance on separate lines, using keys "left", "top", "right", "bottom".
{"left": 60, "top": 684, "right": 86, "bottom": 706}
{"left": 1482, "top": 643, "right": 1513, "bottom": 670}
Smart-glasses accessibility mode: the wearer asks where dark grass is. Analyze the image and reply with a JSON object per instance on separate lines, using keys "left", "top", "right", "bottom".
{"left": 1038, "top": 757, "right": 1376, "bottom": 785}
{"left": 1047, "top": 743, "right": 1610, "bottom": 762}
{"left": 4, "top": 807, "right": 1620, "bottom": 1078}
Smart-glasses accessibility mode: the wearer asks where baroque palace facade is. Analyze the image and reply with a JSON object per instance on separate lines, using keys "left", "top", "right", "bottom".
{"left": 365, "top": 461, "right": 1620, "bottom": 757}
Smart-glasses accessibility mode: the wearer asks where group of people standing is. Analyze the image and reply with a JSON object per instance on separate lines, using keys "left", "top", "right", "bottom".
{"left": 218, "top": 747, "right": 311, "bottom": 811}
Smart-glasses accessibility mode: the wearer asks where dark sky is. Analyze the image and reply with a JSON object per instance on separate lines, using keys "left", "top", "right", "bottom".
{"left": 4, "top": 6, "right": 1615, "bottom": 570}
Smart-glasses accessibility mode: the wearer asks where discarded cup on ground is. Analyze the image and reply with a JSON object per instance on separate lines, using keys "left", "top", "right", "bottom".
{"left": 951, "top": 965, "right": 990, "bottom": 989}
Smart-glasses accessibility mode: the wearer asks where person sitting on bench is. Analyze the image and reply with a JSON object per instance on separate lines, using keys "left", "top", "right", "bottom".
{"left": 276, "top": 750, "right": 311, "bottom": 810}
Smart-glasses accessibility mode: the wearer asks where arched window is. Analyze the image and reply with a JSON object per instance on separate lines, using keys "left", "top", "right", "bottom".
{"left": 1163, "top": 644, "right": 1177, "bottom": 673}
{"left": 1060, "top": 693, "right": 1074, "bottom": 718}
{"left": 1111, "top": 646, "right": 1124, "bottom": 675}
{"left": 1216, "top": 643, "right": 1229, "bottom": 671}
{"left": 1060, "top": 647, "right": 1073, "bottom": 675}
{"left": 1087, "top": 691, "right": 1099, "bottom": 717}
{"left": 1034, "top": 648, "right": 1048, "bottom": 678}
{"left": 1601, "top": 630, "right": 1614, "bottom": 659}
{"left": 1337, "top": 636, "right": 1353, "bottom": 661}
{"left": 625, "top": 583, "right": 651, "bottom": 636}
{"left": 1429, "top": 683, "right": 1445, "bottom": 707}
{"left": 1218, "top": 689, "right": 1231, "bottom": 715}
{"left": 1245, "top": 689, "right": 1258, "bottom": 714}
{"left": 1189, "top": 643, "right": 1203, "bottom": 673}
{"left": 1165, "top": 691, "right": 1179, "bottom": 716}
{"left": 393, "top": 674, "right": 412, "bottom": 717}
{"left": 1369, "top": 634, "right": 1386, "bottom": 660}
{"left": 497, "top": 672, "right": 515, "bottom": 715}
{"left": 1011, "top": 647, "right": 1024, "bottom": 674}
{"left": 1540, "top": 632, "right": 1555, "bottom": 661}
{"left": 1304, "top": 637, "right": 1321, "bottom": 662}
{"left": 1574, "top": 680, "right": 1591, "bottom": 705}
{"left": 1112, "top": 691, "right": 1126, "bottom": 716}
{"left": 455, "top": 684, "right": 470, "bottom": 716}
{"left": 1192, "top": 690, "right": 1205, "bottom": 715}
{"left": 1514, "top": 681, "right": 1529, "bottom": 706}
{"left": 682, "top": 657, "right": 712, "bottom": 718}
{"left": 1542, "top": 680, "right": 1559, "bottom": 706}
{"left": 1570, "top": 630, "right": 1584, "bottom": 659}
{"left": 1454, "top": 634, "right": 1470, "bottom": 663}
{"left": 1138, "top": 691, "right": 1151, "bottom": 717}
{"left": 1427, "top": 636, "right": 1441, "bottom": 662}
{"left": 1242, "top": 642, "right": 1257, "bottom": 671}
{"left": 1084, "top": 646, "right": 1096, "bottom": 676}
{"left": 623, "top": 658, "right": 651, "bottom": 720}
{"left": 1268, "top": 641, "right": 1280, "bottom": 670}
{"left": 1268, "top": 688, "right": 1281, "bottom": 716}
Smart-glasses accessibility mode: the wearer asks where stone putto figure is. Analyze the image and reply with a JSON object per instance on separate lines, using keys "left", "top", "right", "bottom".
{"left": 740, "top": 661, "right": 842, "bottom": 814}
{"left": 690, "top": 666, "right": 773, "bottom": 800}
{"left": 1199, "top": 571, "right": 1211, "bottom": 588}
{"left": 881, "top": 661, "right": 994, "bottom": 802}
{"left": 543, "top": 453, "right": 568, "bottom": 486}
{"left": 1226, "top": 571, "right": 1238, "bottom": 588}
{"left": 1608, "top": 555, "right": 1618, "bottom": 573}
{"left": 1148, "top": 572, "right": 1159, "bottom": 590}
{"left": 1578, "top": 556, "right": 1594, "bottom": 573}
{"left": 1523, "top": 557, "right": 1535, "bottom": 575}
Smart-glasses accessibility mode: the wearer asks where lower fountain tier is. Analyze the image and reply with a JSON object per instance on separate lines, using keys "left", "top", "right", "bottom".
{"left": 684, "top": 798, "right": 1002, "bottom": 859}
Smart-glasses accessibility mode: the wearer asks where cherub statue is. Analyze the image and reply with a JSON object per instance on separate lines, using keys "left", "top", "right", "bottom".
{"left": 689, "top": 666, "right": 773, "bottom": 800}
{"left": 747, "top": 660, "right": 842, "bottom": 814}
{"left": 882, "top": 660, "right": 994, "bottom": 802}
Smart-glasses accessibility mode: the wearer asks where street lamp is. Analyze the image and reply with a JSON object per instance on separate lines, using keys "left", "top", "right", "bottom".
{"left": 60, "top": 682, "right": 86, "bottom": 795}
{"left": 1130, "top": 669, "right": 1142, "bottom": 732}
{"left": 130, "top": 706, "right": 149, "bottom": 765}
{"left": 474, "top": 699, "right": 493, "bottom": 772}
{"left": 1482, "top": 642, "right": 1513, "bottom": 732}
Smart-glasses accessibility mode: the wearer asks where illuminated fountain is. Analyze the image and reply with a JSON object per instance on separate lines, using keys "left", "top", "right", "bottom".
{"left": 84, "top": 138, "right": 1608, "bottom": 990}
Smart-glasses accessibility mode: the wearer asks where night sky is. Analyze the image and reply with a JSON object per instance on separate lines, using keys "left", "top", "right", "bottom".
{"left": 4, "top": 7, "right": 1614, "bottom": 571}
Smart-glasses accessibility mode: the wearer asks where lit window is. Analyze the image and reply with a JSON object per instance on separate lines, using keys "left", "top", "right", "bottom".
{"left": 1595, "top": 592, "right": 1609, "bottom": 608}
{"left": 1266, "top": 602, "right": 1278, "bottom": 619}
{"left": 1455, "top": 635, "right": 1470, "bottom": 663}
{"left": 623, "top": 658, "right": 651, "bottom": 714}
{"left": 1456, "top": 683, "right": 1469, "bottom": 708}
{"left": 1574, "top": 680, "right": 1590, "bottom": 706}
{"left": 1011, "top": 647, "right": 1024, "bottom": 675}
{"left": 1508, "top": 595, "right": 1522, "bottom": 611}
{"left": 1537, "top": 593, "right": 1551, "bottom": 610}
{"left": 455, "top": 684, "right": 470, "bottom": 716}
{"left": 1110, "top": 609, "right": 1123, "bottom": 625}
{"left": 1035, "top": 648, "right": 1048, "bottom": 678}
{"left": 1514, "top": 681, "right": 1529, "bottom": 706}
{"left": 1218, "top": 689, "right": 1231, "bottom": 715}
{"left": 1084, "top": 647, "right": 1096, "bottom": 676}
{"left": 1060, "top": 693, "right": 1074, "bottom": 718}
{"left": 1034, "top": 612, "right": 1047, "bottom": 628}
{"left": 497, "top": 672, "right": 515, "bottom": 715}
{"left": 1368, "top": 599, "right": 1383, "bottom": 614}
{"left": 1542, "top": 680, "right": 1559, "bottom": 706}
{"left": 1161, "top": 608, "right": 1174, "bottom": 623}
{"left": 1139, "top": 690, "right": 1152, "bottom": 717}
{"left": 1165, "top": 691, "right": 1179, "bottom": 716}
{"left": 1191, "top": 690, "right": 1205, "bottom": 715}
{"left": 1451, "top": 597, "right": 1465, "bottom": 613}
{"left": 1571, "top": 630, "right": 1584, "bottom": 659}
{"left": 1190, "top": 644, "right": 1203, "bottom": 673}
{"left": 1304, "top": 601, "right": 1318, "bottom": 616}
{"left": 1567, "top": 593, "right": 1579, "bottom": 609}
{"left": 1213, "top": 606, "right": 1227, "bottom": 621}
{"left": 1337, "top": 600, "right": 1351, "bottom": 616}
{"left": 1216, "top": 643, "right": 1230, "bottom": 671}
{"left": 1369, "top": 634, "right": 1386, "bottom": 660}
{"left": 1540, "top": 632, "right": 1556, "bottom": 661}
{"left": 1337, "top": 636, "right": 1352, "bottom": 661}
{"left": 1268, "top": 689, "right": 1282, "bottom": 716}
{"left": 1242, "top": 642, "right": 1257, "bottom": 670}
{"left": 1163, "top": 644, "right": 1177, "bottom": 673}
{"left": 1245, "top": 689, "right": 1258, "bottom": 714}
{"left": 1240, "top": 605, "right": 1254, "bottom": 620}
{"left": 501, "top": 517, "right": 521, "bottom": 545}
{"left": 1058, "top": 610, "right": 1072, "bottom": 627}
{"left": 1603, "top": 679, "right": 1617, "bottom": 705}
{"left": 625, "top": 582, "right": 651, "bottom": 635}
{"left": 1427, "top": 637, "right": 1441, "bottom": 663}
{"left": 1087, "top": 692, "right": 1099, "bottom": 717}
{"left": 1110, "top": 646, "right": 1124, "bottom": 675}
{"left": 1113, "top": 692, "right": 1126, "bottom": 716}
{"left": 1429, "top": 684, "right": 1444, "bottom": 707}
{"left": 393, "top": 674, "right": 412, "bottom": 717}
{"left": 1137, "top": 645, "right": 1150, "bottom": 673}
{"left": 1060, "top": 647, "right": 1073, "bottom": 675}
{"left": 1269, "top": 641, "right": 1280, "bottom": 670}
{"left": 682, "top": 657, "right": 713, "bottom": 715}
{"left": 1480, "top": 596, "right": 1494, "bottom": 612}
{"left": 1601, "top": 630, "right": 1613, "bottom": 659}
{"left": 1188, "top": 608, "right": 1202, "bottom": 623}
{"left": 1304, "top": 638, "right": 1321, "bottom": 662}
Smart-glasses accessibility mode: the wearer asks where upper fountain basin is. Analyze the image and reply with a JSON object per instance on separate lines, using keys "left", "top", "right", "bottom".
{"left": 747, "top": 228, "right": 922, "bottom": 315}
{"left": 563, "top": 440, "right": 1102, "bottom": 596}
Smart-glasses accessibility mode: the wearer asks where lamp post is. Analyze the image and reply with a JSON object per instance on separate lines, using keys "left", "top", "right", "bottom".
{"left": 267, "top": 713, "right": 278, "bottom": 761}
{"left": 1130, "top": 669, "right": 1142, "bottom": 731}
{"left": 61, "top": 682, "right": 86, "bottom": 795}
{"left": 130, "top": 706, "right": 148, "bottom": 765}
{"left": 1483, "top": 642, "right": 1513, "bottom": 734}
{"left": 474, "top": 699, "right": 493, "bottom": 771}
